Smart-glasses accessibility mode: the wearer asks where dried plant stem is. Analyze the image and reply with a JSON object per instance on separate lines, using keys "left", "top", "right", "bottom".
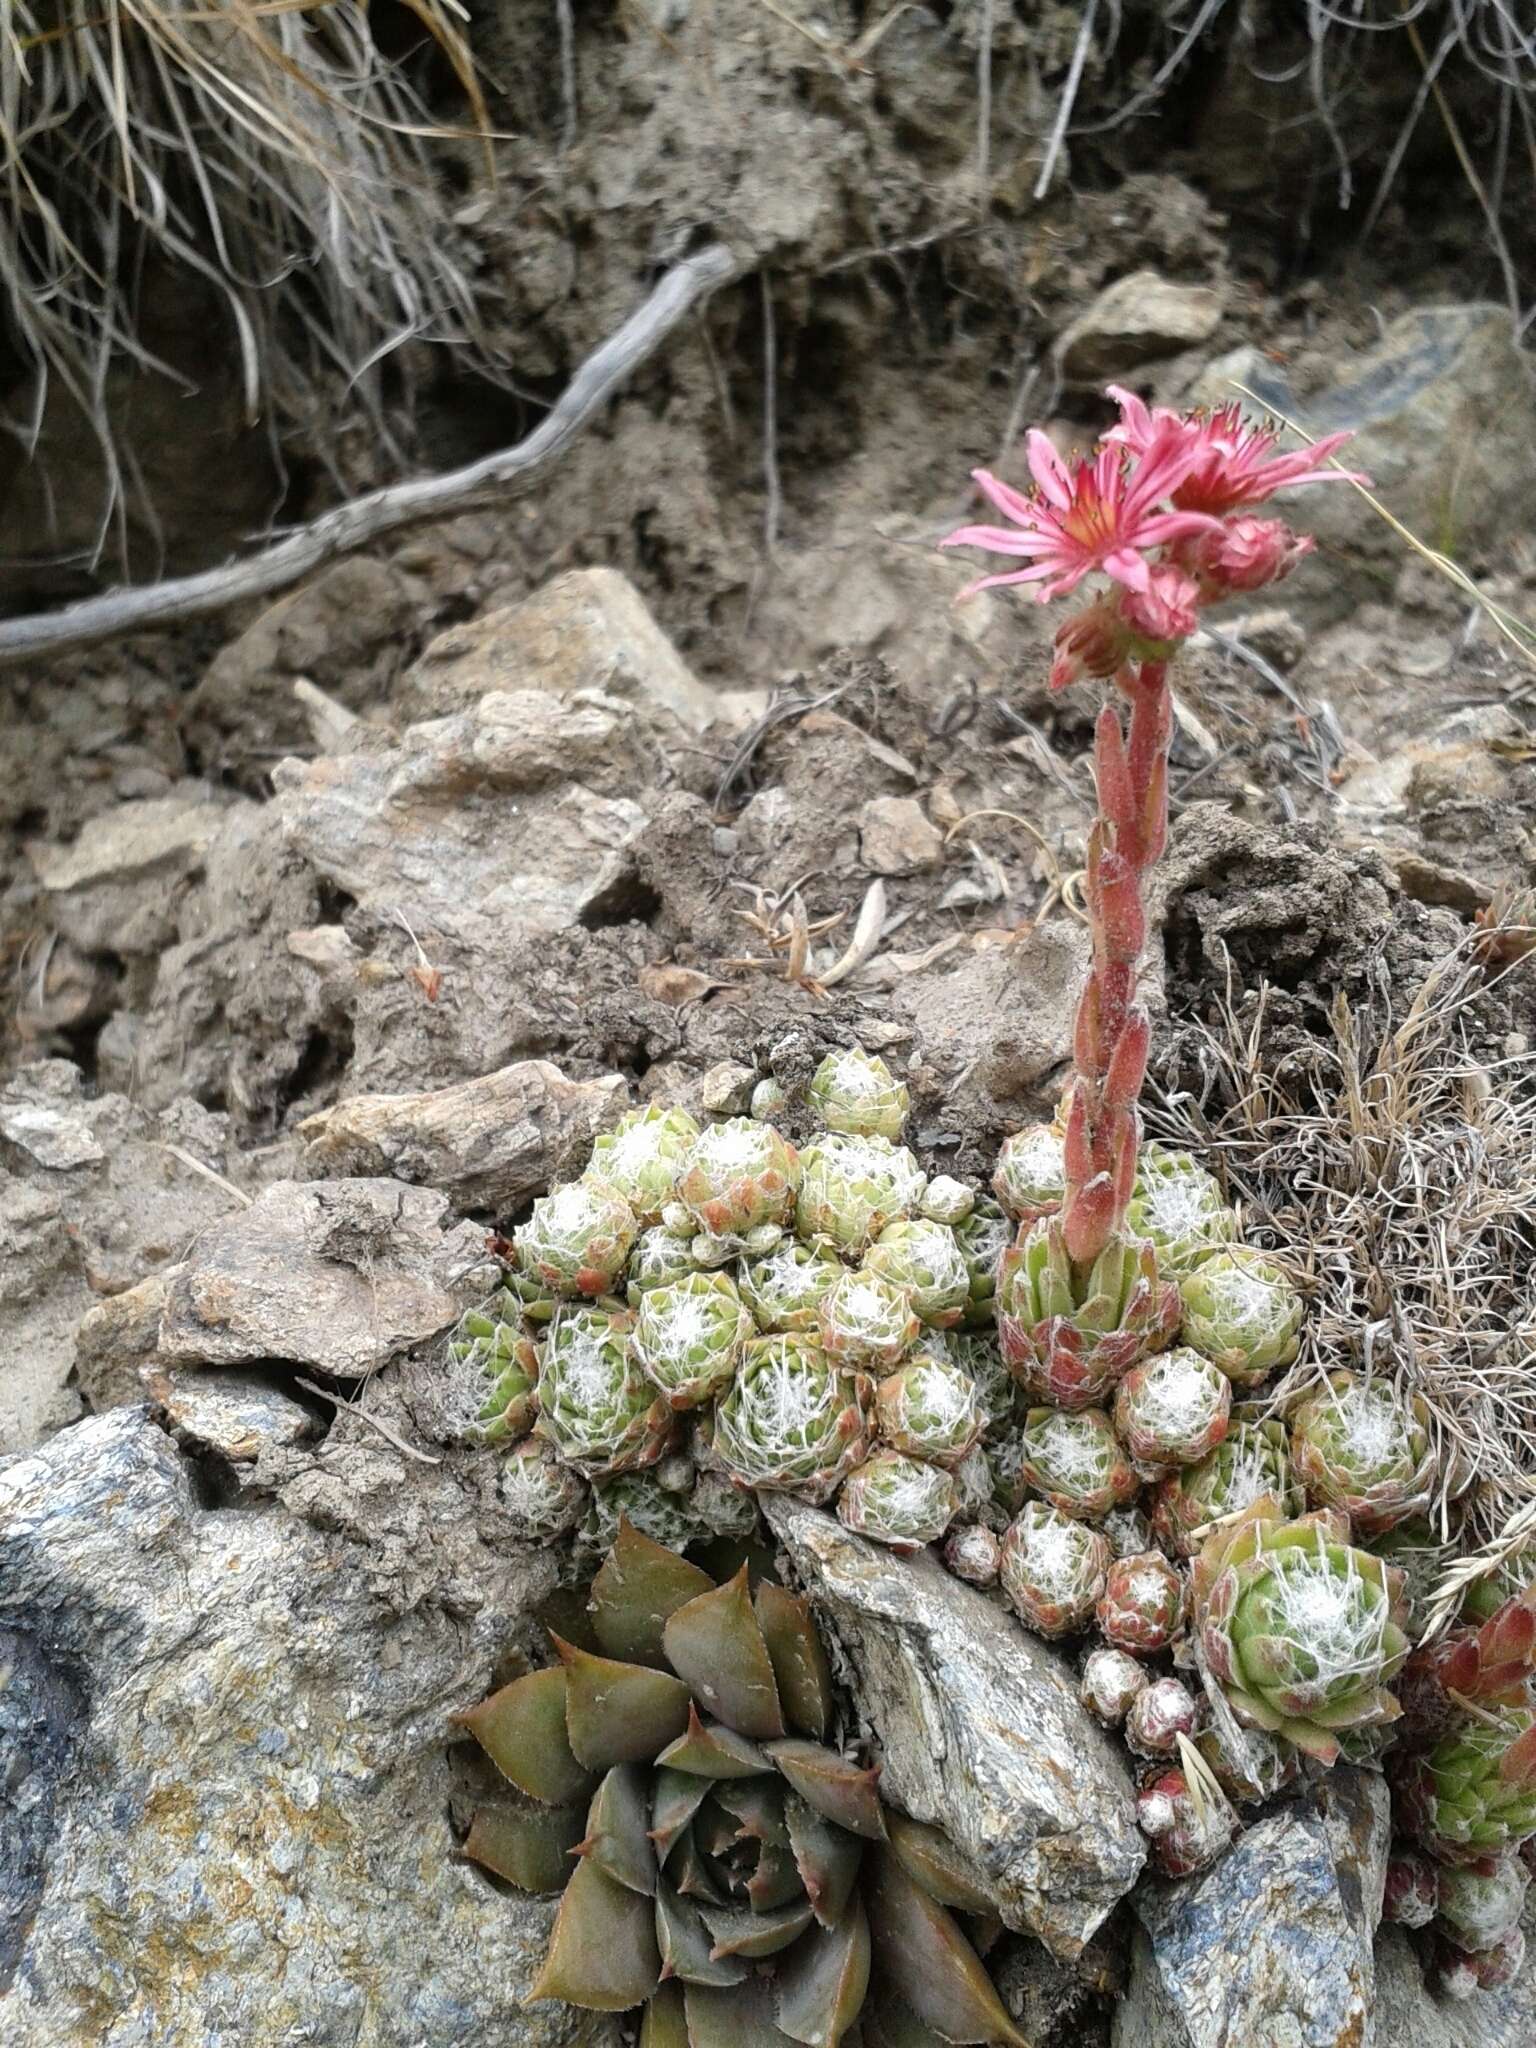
{"left": 0, "top": 244, "right": 738, "bottom": 666}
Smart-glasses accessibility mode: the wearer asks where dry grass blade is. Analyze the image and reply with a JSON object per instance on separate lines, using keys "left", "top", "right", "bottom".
{"left": 1, "top": 1, "right": 502, "bottom": 570}
{"left": 1149, "top": 932, "right": 1536, "bottom": 1548}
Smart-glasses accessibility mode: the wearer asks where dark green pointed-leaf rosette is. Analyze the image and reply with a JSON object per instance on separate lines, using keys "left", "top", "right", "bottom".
{"left": 457, "top": 1518, "right": 1025, "bottom": 2044}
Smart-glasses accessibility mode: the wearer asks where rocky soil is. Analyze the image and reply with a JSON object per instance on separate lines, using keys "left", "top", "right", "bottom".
{"left": 6, "top": 3, "right": 1536, "bottom": 2042}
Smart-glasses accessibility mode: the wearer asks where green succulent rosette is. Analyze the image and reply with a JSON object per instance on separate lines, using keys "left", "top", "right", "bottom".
{"left": 796, "top": 1133, "right": 926, "bottom": 1255}
{"left": 737, "top": 1240, "right": 845, "bottom": 1334}
{"left": 1462, "top": 1550, "right": 1536, "bottom": 1627}
{"left": 1192, "top": 1500, "right": 1412, "bottom": 1763}
{"left": 863, "top": 1217, "right": 970, "bottom": 1329}
{"left": 999, "top": 1501, "right": 1111, "bottom": 1638}
{"left": 1395, "top": 1707, "right": 1536, "bottom": 1864}
{"left": 932, "top": 1328, "right": 1016, "bottom": 1442}
{"left": 991, "top": 1121, "right": 1066, "bottom": 1224}
{"left": 448, "top": 1295, "right": 539, "bottom": 1443}
{"left": 1435, "top": 1856, "right": 1530, "bottom": 1954}
{"left": 1095, "top": 1550, "right": 1187, "bottom": 1655}
{"left": 589, "top": 1105, "right": 700, "bottom": 1226}
{"left": 1125, "top": 1147, "right": 1239, "bottom": 1274}
{"left": 626, "top": 1224, "right": 703, "bottom": 1304}
{"left": 1287, "top": 1370, "right": 1437, "bottom": 1536}
{"left": 919, "top": 1175, "right": 975, "bottom": 1226}
{"left": 458, "top": 1522, "right": 1025, "bottom": 2046}
{"left": 875, "top": 1353, "right": 986, "bottom": 1468}
{"left": 1112, "top": 1346, "right": 1231, "bottom": 1470}
{"left": 675, "top": 1117, "right": 799, "bottom": 1244}
{"left": 1149, "top": 1419, "right": 1302, "bottom": 1558}
{"left": 517, "top": 1178, "right": 638, "bottom": 1301}
{"left": 581, "top": 1474, "right": 712, "bottom": 1559}
{"left": 818, "top": 1267, "right": 921, "bottom": 1371}
{"left": 1178, "top": 1245, "right": 1302, "bottom": 1387}
{"left": 632, "top": 1271, "right": 752, "bottom": 1411}
{"left": 1016, "top": 1405, "right": 1139, "bottom": 1521}
{"left": 535, "top": 1307, "right": 675, "bottom": 1480}
{"left": 1367, "top": 1517, "right": 1448, "bottom": 1640}
{"left": 706, "top": 1334, "right": 873, "bottom": 1505}
{"left": 499, "top": 1437, "right": 590, "bottom": 1544}
{"left": 807, "top": 1046, "right": 910, "bottom": 1140}
{"left": 951, "top": 1195, "right": 1013, "bottom": 1327}
{"left": 998, "top": 1219, "right": 1179, "bottom": 1411}
{"left": 838, "top": 1451, "right": 960, "bottom": 1550}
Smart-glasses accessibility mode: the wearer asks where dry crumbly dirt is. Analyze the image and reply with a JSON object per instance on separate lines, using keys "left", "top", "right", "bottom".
{"left": 4, "top": 2, "right": 1536, "bottom": 1429}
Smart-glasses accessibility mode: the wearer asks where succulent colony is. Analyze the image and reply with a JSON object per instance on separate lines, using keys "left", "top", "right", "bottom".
{"left": 451, "top": 386, "right": 1536, "bottom": 2020}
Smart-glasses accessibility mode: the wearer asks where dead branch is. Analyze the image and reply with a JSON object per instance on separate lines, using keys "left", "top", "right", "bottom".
{"left": 0, "top": 244, "right": 739, "bottom": 668}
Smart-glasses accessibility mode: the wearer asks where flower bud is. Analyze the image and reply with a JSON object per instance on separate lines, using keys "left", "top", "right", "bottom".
{"left": 1120, "top": 566, "right": 1200, "bottom": 647}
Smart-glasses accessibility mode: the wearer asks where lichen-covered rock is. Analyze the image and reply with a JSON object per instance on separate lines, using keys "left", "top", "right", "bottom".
{"left": 1114, "top": 1771, "right": 1390, "bottom": 2048}
{"left": 0, "top": 1410, "right": 614, "bottom": 2046}
{"left": 765, "top": 1495, "right": 1145, "bottom": 1959}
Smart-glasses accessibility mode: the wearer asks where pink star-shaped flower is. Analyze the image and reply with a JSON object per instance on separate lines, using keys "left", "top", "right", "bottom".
{"left": 940, "top": 421, "right": 1222, "bottom": 603}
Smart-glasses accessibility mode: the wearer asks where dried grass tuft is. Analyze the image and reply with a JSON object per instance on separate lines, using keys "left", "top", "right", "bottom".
{"left": 1, "top": 1, "right": 500, "bottom": 569}
{"left": 1147, "top": 928, "right": 1536, "bottom": 1553}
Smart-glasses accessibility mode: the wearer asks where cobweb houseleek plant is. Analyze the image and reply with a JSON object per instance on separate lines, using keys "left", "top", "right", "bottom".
{"left": 945, "top": 388, "right": 1364, "bottom": 1424}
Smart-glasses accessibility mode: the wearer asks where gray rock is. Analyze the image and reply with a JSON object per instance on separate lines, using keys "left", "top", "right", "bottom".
{"left": 274, "top": 691, "right": 648, "bottom": 949}
{"left": 158, "top": 1178, "right": 495, "bottom": 1378}
{"left": 1114, "top": 1770, "right": 1390, "bottom": 2048}
{"left": 299, "top": 1060, "right": 628, "bottom": 1213}
{"left": 1189, "top": 307, "right": 1536, "bottom": 572}
{"left": 859, "top": 795, "right": 945, "bottom": 876}
{"left": 26, "top": 794, "right": 227, "bottom": 956}
{"left": 1057, "top": 270, "right": 1225, "bottom": 385}
{"left": 402, "top": 566, "right": 719, "bottom": 731}
{"left": 0, "top": 1065, "right": 271, "bottom": 1456}
{"left": 0, "top": 1408, "right": 614, "bottom": 2046}
{"left": 1373, "top": 1907, "right": 1536, "bottom": 2048}
{"left": 764, "top": 1496, "right": 1145, "bottom": 1959}
{"left": 141, "top": 1365, "right": 318, "bottom": 1462}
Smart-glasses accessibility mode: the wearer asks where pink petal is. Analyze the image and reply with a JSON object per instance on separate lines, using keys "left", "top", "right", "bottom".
{"left": 1025, "top": 430, "right": 1074, "bottom": 513}
{"left": 1102, "top": 546, "right": 1152, "bottom": 594}
{"left": 1137, "top": 509, "right": 1224, "bottom": 545}
{"left": 1105, "top": 384, "right": 1154, "bottom": 448}
{"left": 970, "top": 468, "right": 1038, "bottom": 525}
{"left": 955, "top": 565, "right": 1058, "bottom": 600}
{"left": 939, "top": 523, "right": 1057, "bottom": 557}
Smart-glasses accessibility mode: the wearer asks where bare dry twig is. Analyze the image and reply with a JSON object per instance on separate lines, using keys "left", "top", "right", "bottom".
{"left": 0, "top": 244, "right": 738, "bottom": 666}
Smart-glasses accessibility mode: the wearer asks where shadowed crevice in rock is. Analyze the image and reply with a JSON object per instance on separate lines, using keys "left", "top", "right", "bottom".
{"left": 0, "top": 1629, "right": 89, "bottom": 1994}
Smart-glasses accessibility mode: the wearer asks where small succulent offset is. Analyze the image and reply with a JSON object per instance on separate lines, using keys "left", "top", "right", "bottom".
{"left": 875, "top": 1351, "right": 986, "bottom": 1468}
{"left": 589, "top": 1105, "right": 701, "bottom": 1225}
{"left": 796, "top": 1132, "right": 927, "bottom": 1254}
{"left": 1113, "top": 1346, "right": 1231, "bottom": 1470}
{"left": 1192, "top": 1500, "right": 1412, "bottom": 1764}
{"left": 536, "top": 1308, "right": 675, "bottom": 1480}
{"left": 1016, "top": 1405, "right": 1139, "bottom": 1521}
{"left": 1178, "top": 1247, "right": 1303, "bottom": 1386}
{"left": 675, "top": 1117, "right": 799, "bottom": 1252}
{"left": 707, "top": 1334, "right": 872, "bottom": 1505}
{"left": 1000, "top": 1501, "right": 1111, "bottom": 1638}
{"left": 863, "top": 1217, "right": 970, "bottom": 1328}
{"left": 1096, "top": 1550, "right": 1186, "bottom": 1656}
{"left": 806, "top": 1047, "right": 910, "bottom": 1141}
{"left": 1149, "top": 1419, "right": 1302, "bottom": 1559}
{"left": 517, "top": 1178, "right": 637, "bottom": 1300}
{"left": 1394, "top": 1709, "right": 1536, "bottom": 1865}
{"left": 1125, "top": 1148, "right": 1238, "bottom": 1274}
{"left": 457, "top": 1522, "right": 1025, "bottom": 2045}
{"left": 992, "top": 1120, "right": 1066, "bottom": 1223}
{"left": 447, "top": 1296, "right": 539, "bottom": 1442}
{"left": 839, "top": 1451, "right": 961, "bottom": 1552}
{"left": 632, "top": 1271, "right": 753, "bottom": 1411}
{"left": 1286, "top": 1371, "right": 1436, "bottom": 1535}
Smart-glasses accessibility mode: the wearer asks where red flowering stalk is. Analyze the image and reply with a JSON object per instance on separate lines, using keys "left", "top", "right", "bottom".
{"left": 945, "top": 387, "right": 1362, "bottom": 1289}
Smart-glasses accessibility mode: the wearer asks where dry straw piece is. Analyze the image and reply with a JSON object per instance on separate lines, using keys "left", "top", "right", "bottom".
{"left": 1, "top": 1, "right": 496, "bottom": 562}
